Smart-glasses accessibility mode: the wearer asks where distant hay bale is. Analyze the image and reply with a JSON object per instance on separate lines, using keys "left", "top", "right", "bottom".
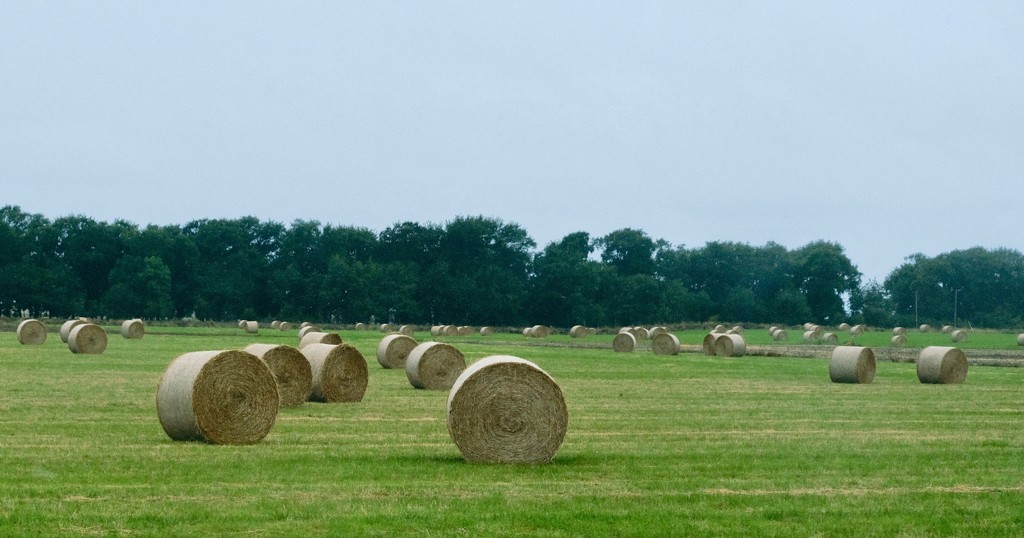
{"left": 811, "top": 325, "right": 824, "bottom": 337}
{"left": 522, "top": 327, "right": 531, "bottom": 336}
{"left": 802, "top": 330, "right": 819, "bottom": 342}
{"left": 702, "top": 333, "right": 719, "bottom": 355}
{"left": 651, "top": 333, "right": 680, "bottom": 355}
{"left": 156, "top": 350, "right": 279, "bottom": 444}
{"left": 271, "top": 320, "right": 281, "bottom": 330}
{"left": 1017, "top": 334, "right": 1024, "bottom": 346}
{"left": 893, "top": 327, "right": 906, "bottom": 336}
{"left": 121, "top": 319, "right": 145, "bottom": 339}
{"left": 529, "top": 325, "right": 551, "bottom": 338}
{"left": 16, "top": 319, "right": 47, "bottom": 345}
{"left": 376, "top": 334, "right": 418, "bottom": 369}
{"left": 446, "top": 355, "right": 567, "bottom": 464}
{"left": 60, "top": 319, "right": 84, "bottom": 343}
{"left": 634, "top": 327, "right": 650, "bottom": 340}
{"left": 917, "top": 346, "right": 968, "bottom": 384}
{"left": 443, "top": 325, "right": 458, "bottom": 336}
{"left": 569, "top": 325, "right": 585, "bottom": 338}
{"left": 648, "top": 327, "right": 668, "bottom": 338}
{"left": 300, "top": 322, "right": 313, "bottom": 329}
{"left": 300, "top": 343, "right": 369, "bottom": 402}
{"left": 279, "top": 322, "right": 292, "bottom": 331}
{"left": 772, "top": 329, "right": 788, "bottom": 341}
{"left": 919, "top": 324, "right": 932, "bottom": 332}
{"left": 829, "top": 346, "right": 876, "bottom": 384}
{"left": 822, "top": 332, "right": 839, "bottom": 345}
{"left": 768, "top": 326, "right": 779, "bottom": 334}
{"left": 891, "top": 334, "right": 907, "bottom": 347}
{"left": 68, "top": 323, "right": 107, "bottom": 354}
{"left": 238, "top": 320, "right": 247, "bottom": 329}
{"left": 941, "top": 325, "right": 953, "bottom": 333}
{"left": 299, "top": 331, "right": 343, "bottom": 349}
{"left": 297, "top": 325, "right": 319, "bottom": 339}
{"left": 431, "top": 326, "right": 444, "bottom": 336}
{"left": 243, "top": 343, "right": 313, "bottom": 407}
{"left": 850, "top": 324, "right": 865, "bottom": 336}
{"left": 244, "top": 321, "right": 259, "bottom": 334}
{"left": 355, "top": 322, "right": 367, "bottom": 331}
{"left": 802, "top": 322, "right": 814, "bottom": 330}
{"left": 714, "top": 334, "right": 746, "bottom": 357}
{"left": 479, "top": 326, "right": 494, "bottom": 336}
{"left": 713, "top": 324, "right": 726, "bottom": 333}
{"left": 399, "top": 325, "right": 416, "bottom": 336}
{"left": 838, "top": 323, "right": 851, "bottom": 331}
{"left": 458, "top": 326, "right": 473, "bottom": 336}
{"left": 950, "top": 329, "right": 967, "bottom": 343}
{"left": 406, "top": 342, "right": 467, "bottom": 390}
{"left": 730, "top": 325, "right": 744, "bottom": 335}
{"left": 612, "top": 332, "right": 636, "bottom": 353}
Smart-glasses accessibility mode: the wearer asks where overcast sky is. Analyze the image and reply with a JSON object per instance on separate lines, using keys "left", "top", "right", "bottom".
{"left": 2, "top": 2, "right": 1021, "bottom": 283}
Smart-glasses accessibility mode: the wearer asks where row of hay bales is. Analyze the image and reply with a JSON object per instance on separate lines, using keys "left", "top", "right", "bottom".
{"left": 701, "top": 332, "right": 747, "bottom": 357}
{"left": 16, "top": 318, "right": 147, "bottom": 354}
{"left": 569, "top": 325, "right": 597, "bottom": 338}
{"left": 829, "top": 345, "right": 969, "bottom": 385}
{"left": 523, "top": 325, "right": 551, "bottom": 338}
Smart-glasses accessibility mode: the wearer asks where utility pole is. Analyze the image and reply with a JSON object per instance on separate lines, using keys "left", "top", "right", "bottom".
{"left": 953, "top": 288, "right": 961, "bottom": 327}
{"left": 914, "top": 291, "right": 919, "bottom": 326}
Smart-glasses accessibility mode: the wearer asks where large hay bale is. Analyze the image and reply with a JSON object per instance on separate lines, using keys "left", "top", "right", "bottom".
{"left": 406, "top": 342, "right": 467, "bottom": 390}
{"left": 376, "top": 334, "right": 418, "bottom": 369}
{"left": 702, "top": 333, "right": 719, "bottom": 355}
{"left": 457, "top": 326, "right": 473, "bottom": 336}
{"left": 271, "top": 320, "right": 281, "bottom": 330}
{"left": 446, "top": 355, "right": 567, "bottom": 464}
{"left": 919, "top": 324, "right": 932, "bottom": 332}
{"left": 355, "top": 322, "right": 367, "bottom": 331}
{"left": 633, "top": 327, "right": 650, "bottom": 340}
{"left": 1017, "top": 334, "right": 1024, "bottom": 346}
{"left": 651, "top": 333, "right": 680, "bottom": 355}
{"left": 802, "top": 322, "right": 814, "bottom": 330}
{"left": 850, "top": 324, "right": 865, "bottom": 336}
{"left": 299, "top": 331, "right": 342, "bottom": 349}
{"left": 68, "top": 323, "right": 107, "bottom": 354}
{"left": 917, "top": 346, "right": 968, "bottom": 384}
{"left": 648, "top": 326, "right": 668, "bottom": 338}
{"left": 279, "top": 322, "right": 292, "bottom": 331}
{"left": 811, "top": 325, "right": 824, "bottom": 337}
{"left": 950, "top": 329, "right": 968, "bottom": 343}
{"left": 156, "top": 350, "right": 279, "bottom": 444}
{"left": 244, "top": 321, "right": 259, "bottom": 334}
{"left": 612, "top": 332, "right": 636, "bottom": 353}
{"left": 713, "top": 324, "right": 727, "bottom": 333}
{"left": 300, "top": 343, "right": 369, "bottom": 402}
{"left": 730, "top": 325, "right": 744, "bottom": 335}
{"left": 772, "top": 329, "right": 788, "bottom": 341}
{"left": 768, "top": 326, "right": 779, "bottom": 334}
{"left": 569, "top": 325, "right": 585, "bottom": 338}
{"left": 890, "top": 334, "right": 907, "bottom": 347}
{"left": 121, "top": 319, "right": 145, "bottom": 339}
{"left": 379, "top": 323, "right": 393, "bottom": 333}
{"left": 400, "top": 325, "right": 416, "bottom": 336}
{"left": 431, "top": 326, "right": 444, "bottom": 336}
{"left": 238, "top": 320, "right": 247, "bottom": 329}
{"left": 522, "top": 327, "right": 531, "bottom": 336}
{"left": 714, "top": 334, "right": 746, "bottom": 357}
{"left": 829, "top": 346, "right": 875, "bottom": 384}
{"left": 822, "top": 332, "right": 839, "bottom": 345}
{"left": 300, "top": 322, "right": 313, "bottom": 329}
{"left": 530, "top": 325, "right": 550, "bottom": 338}
{"left": 479, "top": 326, "right": 494, "bottom": 336}
{"left": 838, "top": 323, "right": 851, "bottom": 331}
{"left": 893, "top": 327, "right": 906, "bottom": 336}
{"left": 60, "top": 319, "right": 84, "bottom": 343}
{"left": 243, "top": 343, "right": 313, "bottom": 407}
{"left": 297, "top": 325, "right": 319, "bottom": 339}
{"left": 16, "top": 319, "right": 47, "bottom": 345}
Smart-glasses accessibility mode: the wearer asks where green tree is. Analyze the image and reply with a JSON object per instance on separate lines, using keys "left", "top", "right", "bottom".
{"left": 101, "top": 256, "right": 174, "bottom": 318}
{"left": 790, "top": 241, "right": 861, "bottom": 324}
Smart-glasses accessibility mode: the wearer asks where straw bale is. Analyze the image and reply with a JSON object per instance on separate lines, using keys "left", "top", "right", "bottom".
{"left": 837, "top": 323, "right": 851, "bottom": 331}
{"left": 271, "top": 320, "right": 281, "bottom": 330}
{"left": 68, "top": 323, "right": 107, "bottom": 354}
{"left": 1017, "top": 334, "right": 1024, "bottom": 347}
{"left": 380, "top": 323, "right": 393, "bottom": 333}
{"left": 612, "top": 332, "right": 636, "bottom": 353}
{"left": 60, "top": 319, "right": 84, "bottom": 343}
{"left": 400, "top": 325, "right": 416, "bottom": 336}
{"left": 355, "top": 322, "right": 367, "bottom": 331}
{"left": 17, "top": 319, "right": 47, "bottom": 345}
{"left": 648, "top": 327, "right": 668, "bottom": 338}
{"left": 244, "top": 321, "right": 259, "bottom": 334}
{"left": 530, "top": 325, "right": 550, "bottom": 338}
{"left": 919, "top": 324, "right": 932, "bottom": 332}
{"left": 522, "top": 327, "right": 531, "bottom": 336}
{"left": 772, "top": 329, "right": 788, "bottom": 341}
{"left": 714, "top": 324, "right": 727, "bottom": 333}
{"left": 300, "top": 322, "right": 313, "bottom": 329}
{"left": 893, "top": 327, "right": 906, "bottom": 336}
{"left": 279, "top": 322, "right": 292, "bottom": 331}
{"left": 730, "top": 325, "right": 744, "bottom": 335}
{"left": 917, "top": 346, "right": 968, "bottom": 384}
{"left": 633, "top": 327, "right": 650, "bottom": 340}
{"left": 297, "top": 325, "right": 319, "bottom": 339}
{"left": 803, "top": 330, "right": 819, "bottom": 342}
{"left": 569, "top": 325, "right": 585, "bottom": 338}
{"left": 479, "top": 326, "right": 494, "bottom": 336}
{"left": 714, "top": 334, "right": 746, "bottom": 357}
{"left": 850, "top": 324, "right": 865, "bottom": 336}
{"left": 238, "top": 320, "right": 247, "bottom": 329}
{"left": 121, "top": 319, "right": 145, "bottom": 339}
{"left": 651, "top": 333, "right": 680, "bottom": 355}
{"left": 941, "top": 325, "right": 953, "bottom": 333}
{"left": 811, "top": 325, "right": 824, "bottom": 337}
{"left": 376, "top": 334, "right": 418, "bottom": 369}
{"left": 443, "top": 325, "right": 458, "bottom": 336}
{"left": 768, "top": 326, "right": 779, "bottom": 334}
{"left": 243, "top": 343, "right": 313, "bottom": 407}
{"left": 406, "top": 342, "right": 466, "bottom": 390}
{"left": 431, "top": 326, "right": 444, "bottom": 336}
{"left": 702, "top": 333, "right": 719, "bottom": 355}
{"left": 803, "top": 323, "right": 814, "bottom": 330}
{"left": 950, "top": 329, "right": 968, "bottom": 343}
{"left": 299, "top": 331, "right": 342, "bottom": 349}
{"left": 301, "top": 343, "right": 369, "bottom": 402}
{"left": 890, "top": 334, "right": 907, "bottom": 347}
{"left": 822, "top": 332, "right": 839, "bottom": 345}
{"left": 829, "top": 346, "right": 875, "bottom": 384}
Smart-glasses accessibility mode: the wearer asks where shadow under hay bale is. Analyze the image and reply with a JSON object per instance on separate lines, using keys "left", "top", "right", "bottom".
{"left": 243, "top": 343, "right": 313, "bottom": 407}
{"left": 829, "top": 346, "right": 876, "bottom": 384}
{"left": 301, "top": 343, "right": 369, "bottom": 403}
{"left": 406, "top": 342, "right": 466, "bottom": 390}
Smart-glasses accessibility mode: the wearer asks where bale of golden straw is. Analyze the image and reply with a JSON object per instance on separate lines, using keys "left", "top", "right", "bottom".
{"left": 822, "top": 332, "right": 839, "bottom": 345}
{"left": 406, "top": 342, "right": 467, "bottom": 390}
{"left": 244, "top": 321, "right": 259, "bottom": 334}
{"left": 446, "top": 355, "right": 568, "bottom": 464}
{"left": 300, "top": 343, "right": 369, "bottom": 402}
{"left": 431, "top": 326, "right": 444, "bottom": 336}
{"left": 16, "top": 319, "right": 47, "bottom": 345}
{"left": 648, "top": 327, "right": 668, "bottom": 338}
{"left": 917, "top": 346, "right": 968, "bottom": 384}
{"left": 950, "top": 329, "right": 967, "bottom": 343}
{"left": 838, "top": 323, "right": 851, "bottom": 331}
{"left": 530, "top": 325, "right": 550, "bottom": 338}
{"left": 400, "top": 325, "right": 415, "bottom": 336}
{"left": 634, "top": 327, "right": 650, "bottom": 340}
{"left": 376, "top": 334, "right": 418, "bottom": 369}
{"left": 156, "top": 350, "right": 279, "bottom": 444}
{"left": 569, "top": 325, "right": 585, "bottom": 338}
{"left": 522, "top": 327, "right": 531, "bottom": 336}
{"left": 379, "top": 323, "right": 393, "bottom": 333}
{"left": 237, "top": 320, "right": 247, "bottom": 329}
{"left": 443, "top": 325, "right": 458, "bottom": 336}
{"left": 890, "top": 334, "right": 907, "bottom": 347}
{"left": 279, "top": 322, "right": 292, "bottom": 331}
{"left": 243, "top": 343, "right": 313, "bottom": 407}
{"left": 811, "top": 325, "right": 824, "bottom": 337}
{"left": 458, "top": 326, "right": 473, "bottom": 336}
{"left": 702, "top": 333, "right": 719, "bottom": 355}
{"left": 60, "top": 319, "right": 84, "bottom": 343}
{"left": 772, "top": 329, "right": 788, "bottom": 341}
{"left": 802, "top": 330, "right": 819, "bottom": 342}
{"left": 479, "top": 326, "right": 494, "bottom": 336}
{"left": 893, "top": 327, "right": 906, "bottom": 336}
{"left": 651, "top": 333, "right": 680, "bottom": 355}
{"left": 714, "top": 324, "right": 727, "bottom": 333}
{"left": 299, "top": 331, "right": 343, "bottom": 349}
{"left": 68, "top": 323, "right": 107, "bottom": 354}
{"left": 714, "top": 334, "right": 746, "bottom": 357}
{"left": 121, "top": 319, "right": 145, "bottom": 339}
{"left": 829, "top": 346, "right": 875, "bottom": 384}
{"left": 612, "top": 332, "right": 636, "bottom": 353}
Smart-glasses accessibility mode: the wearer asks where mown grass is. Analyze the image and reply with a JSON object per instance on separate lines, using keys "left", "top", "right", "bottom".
{"left": 1, "top": 325, "right": 1023, "bottom": 536}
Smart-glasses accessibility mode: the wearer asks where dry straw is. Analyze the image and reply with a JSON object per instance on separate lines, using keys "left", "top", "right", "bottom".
{"left": 772, "top": 329, "right": 788, "bottom": 341}
{"left": 243, "top": 343, "right": 313, "bottom": 407}
{"left": 376, "top": 334, "right": 418, "bottom": 369}
{"left": 702, "top": 333, "right": 719, "bottom": 355}
{"left": 479, "top": 326, "right": 494, "bottom": 336}
{"left": 279, "top": 322, "right": 292, "bottom": 331}
{"left": 68, "top": 323, "right": 107, "bottom": 354}
{"left": 60, "top": 319, "right": 84, "bottom": 343}
{"left": 299, "top": 331, "right": 343, "bottom": 349}
{"left": 16, "top": 319, "right": 47, "bottom": 345}
{"left": 714, "top": 334, "right": 746, "bottom": 357}
{"left": 890, "top": 334, "right": 908, "bottom": 347}
{"left": 822, "top": 332, "right": 839, "bottom": 345}
{"left": 950, "top": 329, "right": 968, "bottom": 343}
{"left": 838, "top": 323, "right": 851, "bottom": 331}
{"left": 917, "top": 346, "right": 968, "bottom": 384}
{"left": 297, "top": 325, "right": 319, "bottom": 339}
{"left": 446, "top": 355, "right": 568, "bottom": 464}
{"left": 300, "top": 343, "right": 369, "bottom": 402}
{"left": 406, "top": 342, "right": 467, "bottom": 390}
{"left": 919, "top": 324, "right": 932, "bottom": 332}
{"left": 651, "top": 333, "right": 680, "bottom": 355}
{"left": 399, "top": 325, "right": 416, "bottom": 336}
{"left": 244, "top": 321, "right": 259, "bottom": 334}
{"left": 1017, "top": 334, "right": 1024, "bottom": 346}
{"left": 121, "top": 319, "right": 145, "bottom": 339}
{"left": 829, "top": 346, "right": 876, "bottom": 383}
{"left": 893, "top": 327, "right": 906, "bottom": 336}
{"left": 612, "top": 332, "right": 636, "bottom": 353}
{"left": 156, "top": 350, "right": 279, "bottom": 444}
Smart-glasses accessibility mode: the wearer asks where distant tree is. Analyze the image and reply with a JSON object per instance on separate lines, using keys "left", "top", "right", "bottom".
{"left": 595, "top": 228, "right": 661, "bottom": 276}
{"left": 790, "top": 241, "right": 860, "bottom": 324}
{"left": 101, "top": 255, "right": 174, "bottom": 319}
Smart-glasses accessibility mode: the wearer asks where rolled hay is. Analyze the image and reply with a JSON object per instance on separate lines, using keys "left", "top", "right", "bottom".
{"left": 297, "top": 325, "right": 319, "bottom": 339}
{"left": 713, "top": 324, "right": 727, "bottom": 333}
{"left": 120, "top": 318, "right": 145, "bottom": 339}
{"left": 838, "top": 323, "right": 851, "bottom": 331}
{"left": 893, "top": 327, "right": 906, "bottom": 336}
{"left": 431, "top": 326, "right": 444, "bottom": 337}
{"left": 16, "top": 319, "right": 47, "bottom": 345}
{"left": 279, "top": 322, "right": 292, "bottom": 331}
{"left": 300, "top": 321, "right": 313, "bottom": 329}
{"left": 1017, "top": 334, "right": 1024, "bottom": 346}
{"left": 941, "top": 325, "right": 953, "bottom": 333}
{"left": 443, "top": 325, "right": 459, "bottom": 336}
{"left": 917, "top": 346, "right": 968, "bottom": 384}
{"left": 768, "top": 326, "right": 779, "bottom": 334}
{"left": 702, "top": 333, "right": 719, "bottom": 355}
{"left": 802, "top": 322, "right": 815, "bottom": 330}
{"left": 648, "top": 326, "right": 668, "bottom": 338}
{"left": 530, "top": 325, "right": 551, "bottom": 338}
{"left": 633, "top": 327, "right": 650, "bottom": 340}
{"left": 238, "top": 320, "right": 247, "bottom": 329}
{"left": 379, "top": 323, "right": 393, "bottom": 333}
{"left": 400, "top": 325, "right": 416, "bottom": 336}
{"left": 588, "top": 327, "right": 598, "bottom": 336}
{"left": 60, "top": 319, "right": 84, "bottom": 343}
{"left": 301, "top": 343, "right": 369, "bottom": 402}
{"left": 802, "top": 330, "right": 819, "bottom": 342}
{"left": 480, "top": 326, "right": 494, "bottom": 336}
{"left": 651, "top": 333, "right": 681, "bottom": 355}
{"left": 919, "top": 324, "right": 932, "bottom": 333}
{"left": 446, "top": 355, "right": 568, "bottom": 464}
{"left": 298, "top": 331, "right": 343, "bottom": 349}
{"left": 243, "top": 343, "right": 313, "bottom": 407}
{"left": 569, "top": 325, "right": 585, "bottom": 338}
{"left": 850, "top": 324, "right": 865, "bottom": 336}
{"left": 522, "top": 327, "right": 531, "bottom": 336}
{"left": 612, "top": 332, "right": 636, "bottom": 353}
{"left": 950, "top": 329, "right": 968, "bottom": 343}
{"left": 890, "top": 334, "right": 908, "bottom": 347}
{"left": 730, "top": 325, "right": 744, "bottom": 335}
{"left": 406, "top": 342, "right": 467, "bottom": 390}
{"left": 714, "top": 334, "right": 746, "bottom": 357}
{"left": 156, "top": 350, "right": 279, "bottom": 444}
{"left": 68, "top": 323, "right": 107, "bottom": 354}
{"left": 271, "top": 320, "right": 281, "bottom": 330}
{"left": 811, "top": 325, "right": 824, "bottom": 337}
{"left": 376, "top": 333, "right": 418, "bottom": 369}
{"left": 458, "top": 326, "right": 473, "bottom": 336}
{"left": 355, "top": 322, "right": 367, "bottom": 331}
{"left": 822, "top": 332, "right": 839, "bottom": 345}
{"left": 772, "top": 329, "right": 789, "bottom": 341}
{"left": 829, "top": 346, "right": 876, "bottom": 384}
{"left": 244, "top": 321, "right": 259, "bottom": 334}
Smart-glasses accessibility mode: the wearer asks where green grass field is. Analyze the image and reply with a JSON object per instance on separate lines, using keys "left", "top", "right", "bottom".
{"left": 2, "top": 324, "right": 1023, "bottom": 536}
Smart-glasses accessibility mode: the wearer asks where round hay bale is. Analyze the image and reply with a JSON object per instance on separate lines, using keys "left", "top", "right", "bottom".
{"left": 802, "top": 330, "right": 819, "bottom": 342}
{"left": 16, "top": 319, "right": 47, "bottom": 345}
{"left": 648, "top": 326, "right": 668, "bottom": 338}
{"left": 891, "top": 334, "right": 907, "bottom": 347}
{"left": 569, "top": 325, "right": 585, "bottom": 338}
{"left": 917, "top": 346, "right": 968, "bottom": 384}
{"left": 893, "top": 327, "right": 906, "bottom": 336}
{"left": 456, "top": 326, "right": 471, "bottom": 336}
{"left": 68, "top": 323, "right": 107, "bottom": 354}
{"left": 829, "top": 346, "right": 876, "bottom": 384}
{"left": 838, "top": 323, "right": 851, "bottom": 331}
{"left": 299, "top": 331, "right": 343, "bottom": 349}
{"left": 271, "top": 320, "right": 281, "bottom": 330}
{"left": 702, "top": 333, "right": 719, "bottom": 355}
{"left": 1017, "top": 334, "right": 1024, "bottom": 346}
{"left": 811, "top": 325, "right": 824, "bottom": 337}
{"left": 950, "top": 329, "right": 968, "bottom": 343}
{"left": 121, "top": 319, "right": 145, "bottom": 339}
{"left": 376, "top": 333, "right": 418, "bottom": 369}
{"left": 156, "top": 350, "right": 279, "bottom": 444}
{"left": 612, "top": 332, "right": 636, "bottom": 353}
{"left": 300, "top": 343, "right": 369, "bottom": 402}
{"left": 431, "top": 326, "right": 444, "bottom": 336}
{"left": 919, "top": 324, "right": 932, "bottom": 333}
{"left": 479, "top": 326, "right": 494, "bottom": 336}
{"left": 802, "top": 322, "right": 814, "bottom": 330}
{"left": 297, "top": 325, "right": 319, "bottom": 339}
{"left": 714, "top": 334, "right": 746, "bottom": 357}
{"left": 279, "top": 322, "right": 292, "bottom": 331}
{"left": 238, "top": 320, "right": 247, "bottom": 329}
{"left": 379, "top": 323, "right": 393, "bottom": 333}
{"left": 713, "top": 324, "right": 727, "bottom": 333}
{"left": 399, "top": 325, "right": 416, "bottom": 336}
{"left": 530, "top": 325, "right": 550, "bottom": 338}
{"left": 588, "top": 327, "right": 597, "bottom": 336}
{"left": 822, "top": 332, "right": 839, "bottom": 345}
{"left": 651, "top": 333, "right": 680, "bottom": 355}
{"left": 730, "top": 325, "right": 744, "bottom": 335}
{"left": 768, "top": 326, "right": 779, "bottom": 334}
{"left": 443, "top": 325, "right": 458, "bottom": 336}
{"left": 60, "top": 319, "right": 84, "bottom": 343}
{"left": 243, "top": 343, "right": 313, "bottom": 407}
{"left": 772, "top": 329, "right": 788, "bottom": 341}
{"left": 941, "top": 325, "right": 953, "bottom": 333}
{"left": 355, "top": 322, "right": 367, "bottom": 331}
{"left": 244, "top": 321, "right": 259, "bottom": 334}
{"left": 522, "top": 327, "right": 531, "bottom": 336}
{"left": 406, "top": 342, "right": 467, "bottom": 390}
{"left": 300, "top": 321, "right": 313, "bottom": 329}
{"left": 633, "top": 327, "right": 650, "bottom": 340}
{"left": 850, "top": 324, "right": 865, "bottom": 336}
{"left": 446, "top": 355, "right": 568, "bottom": 464}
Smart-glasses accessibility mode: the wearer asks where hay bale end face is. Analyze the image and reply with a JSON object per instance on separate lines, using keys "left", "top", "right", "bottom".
{"left": 301, "top": 343, "right": 369, "bottom": 402}
{"left": 829, "top": 346, "right": 876, "bottom": 384}
{"left": 68, "top": 323, "right": 107, "bottom": 354}
{"left": 60, "top": 319, "right": 84, "bottom": 343}
{"left": 772, "top": 329, "right": 788, "bottom": 341}
{"left": 891, "top": 334, "right": 907, "bottom": 347}
{"left": 406, "top": 342, "right": 467, "bottom": 390}
{"left": 950, "top": 329, "right": 968, "bottom": 343}
{"left": 16, "top": 319, "right": 47, "bottom": 345}
{"left": 838, "top": 323, "right": 851, "bottom": 331}
{"left": 612, "top": 332, "right": 636, "bottom": 353}
{"left": 917, "top": 346, "right": 968, "bottom": 384}
{"left": 1017, "top": 334, "right": 1024, "bottom": 346}
{"left": 702, "top": 333, "right": 718, "bottom": 355}
{"left": 651, "top": 333, "right": 680, "bottom": 355}
{"left": 714, "top": 334, "right": 746, "bottom": 357}
{"left": 279, "top": 322, "right": 292, "bottom": 331}
{"left": 121, "top": 319, "right": 145, "bottom": 339}
{"left": 243, "top": 343, "right": 313, "bottom": 407}
{"left": 479, "top": 326, "right": 494, "bottom": 336}
{"left": 156, "top": 350, "right": 279, "bottom": 444}
{"left": 244, "top": 321, "right": 259, "bottom": 334}
{"left": 299, "top": 331, "right": 343, "bottom": 349}
{"left": 822, "top": 332, "right": 839, "bottom": 345}
{"left": 376, "top": 334, "right": 418, "bottom": 369}
{"left": 446, "top": 355, "right": 568, "bottom": 464}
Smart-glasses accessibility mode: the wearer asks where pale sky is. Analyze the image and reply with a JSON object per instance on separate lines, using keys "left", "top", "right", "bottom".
{"left": 2, "top": 2, "right": 1021, "bottom": 283}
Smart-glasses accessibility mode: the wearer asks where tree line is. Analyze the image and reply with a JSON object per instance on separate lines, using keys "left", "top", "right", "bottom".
{"left": 2, "top": 205, "right": 1022, "bottom": 328}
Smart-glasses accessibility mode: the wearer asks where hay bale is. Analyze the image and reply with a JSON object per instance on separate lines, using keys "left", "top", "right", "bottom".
{"left": 300, "top": 322, "right": 313, "bottom": 329}
{"left": 648, "top": 327, "right": 668, "bottom": 338}
{"left": 838, "top": 323, "right": 851, "bottom": 331}
{"left": 379, "top": 323, "right": 393, "bottom": 333}
{"left": 811, "top": 325, "right": 824, "bottom": 337}
{"left": 522, "top": 327, "right": 531, "bottom": 336}
{"left": 156, "top": 350, "right": 279, "bottom": 444}
{"left": 802, "top": 330, "right": 819, "bottom": 342}
{"left": 772, "top": 329, "right": 788, "bottom": 341}
{"left": 355, "top": 322, "right": 367, "bottom": 331}
{"left": 702, "top": 333, "right": 719, "bottom": 355}
{"left": 530, "top": 325, "right": 551, "bottom": 338}
{"left": 891, "top": 334, "right": 907, "bottom": 347}
{"left": 569, "top": 325, "right": 585, "bottom": 338}
{"left": 768, "top": 326, "right": 779, "bottom": 334}
{"left": 1017, "top": 334, "right": 1024, "bottom": 346}
{"left": 279, "top": 322, "right": 292, "bottom": 331}
{"left": 271, "top": 320, "right": 281, "bottom": 330}
{"left": 651, "top": 333, "right": 680, "bottom": 355}
{"left": 244, "top": 321, "right": 259, "bottom": 334}
{"left": 893, "top": 327, "right": 906, "bottom": 336}
{"left": 917, "top": 346, "right": 968, "bottom": 384}
{"left": 299, "top": 331, "right": 343, "bottom": 349}
{"left": 829, "top": 346, "right": 875, "bottom": 384}
{"left": 612, "top": 332, "right": 636, "bottom": 353}
{"left": 479, "top": 326, "right": 494, "bottom": 336}
{"left": 850, "top": 324, "right": 865, "bottom": 336}
{"left": 238, "top": 320, "right": 247, "bottom": 329}
{"left": 446, "top": 355, "right": 567, "bottom": 464}
{"left": 455, "top": 326, "right": 470, "bottom": 336}
{"left": 919, "top": 324, "right": 932, "bottom": 332}
{"left": 951, "top": 329, "right": 968, "bottom": 343}
{"left": 68, "top": 323, "right": 107, "bottom": 354}
{"left": 16, "top": 319, "right": 47, "bottom": 345}
{"left": 297, "top": 325, "right": 319, "bottom": 339}
{"left": 822, "top": 332, "right": 839, "bottom": 345}
{"left": 300, "top": 343, "right": 369, "bottom": 402}
{"left": 443, "top": 325, "right": 458, "bottom": 336}
{"left": 399, "top": 325, "right": 415, "bottom": 336}
{"left": 941, "top": 325, "right": 953, "bottom": 333}
{"left": 714, "top": 334, "right": 746, "bottom": 357}
{"left": 121, "top": 319, "right": 145, "bottom": 339}
{"left": 634, "top": 327, "right": 650, "bottom": 340}
{"left": 730, "top": 325, "right": 744, "bottom": 335}
{"left": 406, "top": 342, "right": 467, "bottom": 390}
{"left": 243, "top": 343, "right": 313, "bottom": 407}
{"left": 376, "top": 333, "right": 418, "bottom": 369}
{"left": 60, "top": 319, "right": 84, "bottom": 343}
{"left": 713, "top": 324, "right": 727, "bottom": 333}
{"left": 431, "top": 326, "right": 444, "bottom": 336}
